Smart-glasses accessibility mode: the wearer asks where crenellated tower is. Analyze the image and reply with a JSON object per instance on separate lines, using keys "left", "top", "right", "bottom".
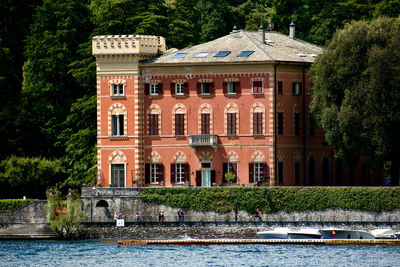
{"left": 92, "top": 34, "right": 166, "bottom": 187}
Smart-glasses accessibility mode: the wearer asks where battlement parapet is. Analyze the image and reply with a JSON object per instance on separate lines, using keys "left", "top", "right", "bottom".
{"left": 92, "top": 34, "right": 166, "bottom": 56}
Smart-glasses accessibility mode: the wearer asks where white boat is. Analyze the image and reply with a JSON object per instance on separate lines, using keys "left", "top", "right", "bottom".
{"left": 395, "top": 232, "right": 400, "bottom": 239}
{"left": 320, "top": 229, "right": 375, "bottom": 239}
{"left": 370, "top": 229, "right": 397, "bottom": 239}
{"left": 257, "top": 228, "right": 293, "bottom": 239}
{"left": 287, "top": 228, "right": 321, "bottom": 239}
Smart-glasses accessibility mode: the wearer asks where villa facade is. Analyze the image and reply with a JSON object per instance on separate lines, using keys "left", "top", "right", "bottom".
{"left": 92, "top": 26, "right": 377, "bottom": 188}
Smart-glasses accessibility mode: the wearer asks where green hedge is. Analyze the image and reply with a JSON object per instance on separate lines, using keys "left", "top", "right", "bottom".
{"left": 140, "top": 187, "right": 400, "bottom": 214}
{"left": 0, "top": 199, "right": 36, "bottom": 211}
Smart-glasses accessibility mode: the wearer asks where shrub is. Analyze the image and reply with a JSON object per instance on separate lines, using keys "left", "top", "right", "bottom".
{"left": 140, "top": 187, "right": 400, "bottom": 214}
{"left": 0, "top": 199, "right": 36, "bottom": 211}
{"left": 47, "top": 188, "right": 86, "bottom": 239}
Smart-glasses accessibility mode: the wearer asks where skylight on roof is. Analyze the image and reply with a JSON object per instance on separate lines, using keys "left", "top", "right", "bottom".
{"left": 214, "top": 51, "right": 231, "bottom": 57}
{"left": 194, "top": 52, "right": 210, "bottom": 58}
{"left": 237, "top": 51, "right": 254, "bottom": 57}
{"left": 173, "top": 52, "right": 187, "bottom": 58}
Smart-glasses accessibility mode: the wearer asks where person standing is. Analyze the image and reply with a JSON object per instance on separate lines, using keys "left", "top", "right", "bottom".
{"left": 177, "top": 208, "right": 184, "bottom": 222}
{"left": 135, "top": 212, "right": 140, "bottom": 222}
{"left": 254, "top": 208, "right": 262, "bottom": 221}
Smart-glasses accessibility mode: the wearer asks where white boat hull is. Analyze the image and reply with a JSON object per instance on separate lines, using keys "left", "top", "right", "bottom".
{"left": 320, "top": 229, "right": 375, "bottom": 239}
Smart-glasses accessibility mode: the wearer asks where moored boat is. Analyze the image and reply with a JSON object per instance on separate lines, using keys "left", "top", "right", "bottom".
{"left": 287, "top": 228, "right": 321, "bottom": 239}
{"left": 320, "top": 229, "right": 375, "bottom": 239}
{"left": 370, "top": 229, "right": 397, "bottom": 239}
{"left": 257, "top": 228, "right": 292, "bottom": 239}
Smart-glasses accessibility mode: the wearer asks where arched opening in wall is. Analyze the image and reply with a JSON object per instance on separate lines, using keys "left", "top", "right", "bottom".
{"left": 336, "top": 159, "right": 343, "bottom": 185}
{"left": 95, "top": 200, "right": 109, "bottom": 207}
{"left": 322, "top": 157, "right": 330, "bottom": 186}
{"left": 309, "top": 157, "right": 316, "bottom": 185}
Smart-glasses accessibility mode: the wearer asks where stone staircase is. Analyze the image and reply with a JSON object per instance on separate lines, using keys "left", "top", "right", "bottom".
{"left": 0, "top": 223, "right": 58, "bottom": 239}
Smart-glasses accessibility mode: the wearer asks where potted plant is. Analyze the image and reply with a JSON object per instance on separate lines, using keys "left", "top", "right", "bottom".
{"left": 224, "top": 172, "right": 236, "bottom": 186}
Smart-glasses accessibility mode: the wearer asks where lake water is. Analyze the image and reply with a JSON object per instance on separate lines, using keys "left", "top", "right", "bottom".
{"left": 1, "top": 240, "right": 400, "bottom": 267}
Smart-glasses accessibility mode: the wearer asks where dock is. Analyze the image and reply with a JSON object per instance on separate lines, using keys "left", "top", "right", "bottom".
{"left": 118, "top": 239, "right": 400, "bottom": 246}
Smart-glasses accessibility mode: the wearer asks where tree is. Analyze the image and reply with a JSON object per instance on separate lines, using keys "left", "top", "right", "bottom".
{"left": 47, "top": 187, "right": 86, "bottom": 239}
{"left": 310, "top": 17, "right": 400, "bottom": 185}
{"left": 0, "top": 156, "right": 66, "bottom": 198}
{"left": 20, "top": 0, "right": 92, "bottom": 158}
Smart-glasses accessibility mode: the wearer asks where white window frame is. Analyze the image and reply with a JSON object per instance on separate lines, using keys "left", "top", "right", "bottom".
{"left": 150, "top": 163, "right": 159, "bottom": 184}
{"left": 111, "top": 114, "right": 124, "bottom": 136}
{"left": 201, "top": 83, "right": 210, "bottom": 95}
{"left": 111, "top": 164, "right": 125, "bottom": 187}
{"left": 175, "top": 83, "right": 184, "bottom": 95}
{"left": 150, "top": 84, "right": 159, "bottom": 96}
{"left": 112, "top": 84, "right": 124, "bottom": 96}
{"left": 254, "top": 162, "right": 263, "bottom": 182}
{"left": 175, "top": 163, "right": 184, "bottom": 184}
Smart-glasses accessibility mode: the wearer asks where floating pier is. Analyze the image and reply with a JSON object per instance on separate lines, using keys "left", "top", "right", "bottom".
{"left": 118, "top": 239, "right": 400, "bottom": 246}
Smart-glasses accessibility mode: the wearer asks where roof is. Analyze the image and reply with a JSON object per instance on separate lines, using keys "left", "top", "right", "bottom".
{"left": 143, "top": 30, "right": 322, "bottom": 65}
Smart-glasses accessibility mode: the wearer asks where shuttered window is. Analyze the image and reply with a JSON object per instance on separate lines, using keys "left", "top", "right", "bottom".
{"left": 149, "top": 114, "right": 159, "bottom": 136}
{"left": 175, "top": 114, "right": 184, "bottom": 136}
{"left": 201, "top": 113, "right": 210, "bottom": 134}
{"left": 227, "top": 113, "right": 236, "bottom": 135}
{"left": 253, "top": 112, "right": 263, "bottom": 135}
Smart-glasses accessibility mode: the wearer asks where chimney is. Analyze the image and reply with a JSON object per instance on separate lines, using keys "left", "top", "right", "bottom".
{"left": 259, "top": 25, "right": 265, "bottom": 44}
{"left": 289, "top": 22, "right": 295, "bottom": 38}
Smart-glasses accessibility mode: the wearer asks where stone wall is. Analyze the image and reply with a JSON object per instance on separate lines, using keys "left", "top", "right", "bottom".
{"left": 0, "top": 201, "right": 48, "bottom": 224}
{"left": 81, "top": 187, "right": 400, "bottom": 224}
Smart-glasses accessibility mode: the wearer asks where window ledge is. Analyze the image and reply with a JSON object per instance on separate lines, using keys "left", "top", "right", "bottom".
{"left": 199, "top": 94, "right": 214, "bottom": 99}
{"left": 225, "top": 93, "right": 239, "bottom": 98}
{"left": 149, "top": 95, "right": 163, "bottom": 99}
{"left": 252, "top": 93, "right": 264, "bottom": 98}
{"left": 109, "top": 136, "right": 128, "bottom": 140}
{"left": 110, "top": 96, "right": 126, "bottom": 100}
{"left": 149, "top": 135, "right": 161, "bottom": 140}
{"left": 173, "top": 94, "right": 187, "bottom": 99}
{"left": 174, "top": 135, "right": 186, "bottom": 140}
{"left": 253, "top": 134, "right": 265, "bottom": 139}
{"left": 227, "top": 134, "right": 239, "bottom": 140}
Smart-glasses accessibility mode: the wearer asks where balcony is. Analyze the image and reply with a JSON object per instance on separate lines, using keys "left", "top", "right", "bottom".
{"left": 189, "top": 135, "right": 218, "bottom": 152}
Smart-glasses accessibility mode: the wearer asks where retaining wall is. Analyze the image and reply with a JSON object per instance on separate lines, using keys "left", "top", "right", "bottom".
{"left": 81, "top": 187, "right": 400, "bottom": 224}
{"left": 0, "top": 201, "right": 48, "bottom": 224}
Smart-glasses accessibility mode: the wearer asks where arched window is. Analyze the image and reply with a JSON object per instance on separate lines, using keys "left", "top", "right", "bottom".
{"left": 173, "top": 104, "right": 186, "bottom": 136}
{"left": 249, "top": 151, "right": 267, "bottom": 184}
{"left": 171, "top": 151, "right": 189, "bottom": 184}
{"left": 147, "top": 104, "right": 161, "bottom": 136}
{"left": 145, "top": 152, "right": 164, "bottom": 184}
{"left": 109, "top": 104, "right": 127, "bottom": 137}
{"left": 223, "top": 151, "right": 239, "bottom": 184}
{"left": 225, "top": 103, "right": 239, "bottom": 135}
{"left": 108, "top": 150, "right": 127, "bottom": 187}
{"left": 251, "top": 103, "right": 265, "bottom": 135}
{"left": 199, "top": 104, "right": 213, "bottom": 134}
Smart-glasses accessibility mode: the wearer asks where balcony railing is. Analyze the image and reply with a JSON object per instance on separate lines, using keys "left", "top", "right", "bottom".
{"left": 189, "top": 135, "right": 218, "bottom": 152}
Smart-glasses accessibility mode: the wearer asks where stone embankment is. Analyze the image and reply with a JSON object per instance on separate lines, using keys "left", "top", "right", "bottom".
{"left": 82, "top": 222, "right": 400, "bottom": 240}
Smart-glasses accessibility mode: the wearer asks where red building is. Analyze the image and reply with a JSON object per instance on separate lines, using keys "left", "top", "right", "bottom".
{"left": 92, "top": 26, "right": 377, "bottom": 188}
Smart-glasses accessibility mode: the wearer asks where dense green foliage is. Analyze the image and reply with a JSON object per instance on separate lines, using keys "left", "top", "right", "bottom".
{"left": 0, "top": 199, "right": 36, "bottom": 211}
{"left": 47, "top": 188, "right": 86, "bottom": 239}
{"left": 140, "top": 187, "right": 400, "bottom": 214}
{"left": 310, "top": 17, "right": 400, "bottom": 185}
{"left": 0, "top": 1, "right": 399, "bottom": 197}
{"left": 0, "top": 156, "right": 66, "bottom": 198}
